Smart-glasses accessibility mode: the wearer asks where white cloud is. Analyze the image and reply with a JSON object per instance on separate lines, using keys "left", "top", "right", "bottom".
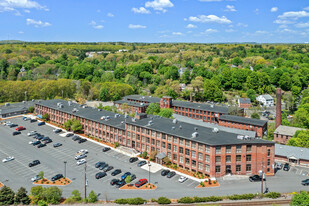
{"left": 295, "top": 21, "right": 309, "bottom": 28}
{"left": 23, "top": 9, "right": 30, "bottom": 13}
{"left": 18, "top": 31, "right": 24, "bottom": 34}
{"left": 186, "top": 24, "right": 197, "bottom": 29}
{"left": 225, "top": 5, "right": 236, "bottom": 12}
{"left": 205, "top": 28, "right": 218, "bottom": 33}
{"left": 0, "top": 0, "right": 46, "bottom": 10}
{"left": 279, "top": 24, "right": 288, "bottom": 29}
{"left": 89, "top": 21, "right": 104, "bottom": 29}
{"left": 107, "top": 12, "right": 114, "bottom": 17}
{"left": 145, "top": 0, "right": 174, "bottom": 13}
{"left": 304, "top": 7, "right": 309, "bottom": 11}
{"left": 255, "top": 30, "right": 268, "bottom": 34}
{"left": 278, "top": 11, "right": 309, "bottom": 20}
{"left": 26, "top": 18, "right": 51, "bottom": 27}
{"left": 172, "top": 32, "right": 183, "bottom": 35}
{"left": 225, "top": 28, "right": 235, "bottom": 32}
{"left": 254, "top": 8, "right": 259, "bottom": 15}
{"left": 128, "top": 24, "right": 147, "bottom": 29}
{"left": 132, "top": 7, "right": 151, "bottom": 14}
{"left": 273, "top": 19, "right": 295, "bottom": 24}
{"left": 188, "top": 14, "right": 232, "bottom": 24}
{"left": 270, "top": 7, "right": 278, "bottom": 12}
{"left": 237, "top": 23, "right": 248, "bottom": 27}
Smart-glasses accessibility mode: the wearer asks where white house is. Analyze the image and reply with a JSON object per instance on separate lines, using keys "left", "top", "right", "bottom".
{"left": 256, "top": 94, "right": 274, "bottom": 107}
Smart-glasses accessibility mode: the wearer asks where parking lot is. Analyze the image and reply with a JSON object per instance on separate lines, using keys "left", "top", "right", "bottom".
{"left": 0, "top": 116, "right": 308, "bottom": 200}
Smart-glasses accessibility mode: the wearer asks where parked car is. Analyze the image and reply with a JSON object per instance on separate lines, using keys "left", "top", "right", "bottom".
{"left": 76, "top": 149, "right": 88, "bottom": 155}
{"left": 27, "top": 131, "right": 37, "bottom": 136}
{"left": 13, "top": 131, "right": 21, "bottom": 136}
{"left": 53, "top": 143, "right": 62, "bottom": 148}
{"left": 9, "top": 124, "right": 18, "bottom": 128}
{"left": 75, "top": 154, "right": 87, "bottom": 160}
{"left": 30, "top": 119, "right": 37, "bottom": 123}
{"left": 72, "top": 135, "right": 81, "bottom": 141}
{"left": 23, "top": 117, "right": 31, "bottom": 121}
{"left": 129, "top": 157, "right": 138, "bottom": 163}
{"left": 53, "top": 128, "right": 62, "bottom": 133}
{"left": 43, "top": 139, "right": 52, "bottom": 144}
{"left": 29, "top": 140, "right": 35, "bottom": 145}
{"left": 103, "top": 166, "right": 114, "bottom": 172}
{"left": 161, "top": 169, "right": 170, "bottom": 176}
{"left": 37, "top": 143, "right": 46, "bottom": 148}
{"left": 29, "top": 160, "right": 40, "bottom": 167}
{"left": 111, "top": 169, "right": 122, "bottom": 176}
{"left": 2, "top": 156, "right": 15, "bottom": 163}
{"left": 137, "top": 160, "right": 147, "bottom": 167}
{"left": 249, "top": 175, "right": 266, "bottom": 182}
{"left": 41, "top": 136, "right": 50, "bottom": 141}
{"left": 121, "top": 172, "right": 131, "bottom": 180}
{"left": 178, "top": 176, "right": 188, "bottom": 183}
{"left": 5, "top": 122, "right": 13, "bottom": 127}
{"left": 77, "top": 159, "right": 87, "bottom": 166}
{"left": 301, "top": 179, "right": 309, "bottom": 186}
{"left": 135, "top": 179, "right": 148, "bottom": 187}
{"left": 102, "top": 147, "right": 111, "bottom": 152}
{"left": 37, "top": 136, "right": 44, "bottom": 140}
{"left": 65, "top": 133, "right": 74, "bottom": 137}
{"left": 51, "top": 174, "right": 63, "bottom": 181}
{"left": 275, "top": 162, "right": 282, "bottom": 169}
{"left": 99, "top": 164, "right": 109, "bottom": 170}
{"left": 32, "top": 140, "right": 41, "bottom": 146}
{"left": 283, "top": 163, "right": 290, "bottom": 171}
{"left": 95, "top": 161, "right": 106, "bottom": 168}
{"left": 38, "top": 122, "right": 45, "bottom": 126}
{"left": 78, "top": 138, "right": 87, "bottom": 144}
{"left": 16, "top": 126, "right": 26, "bottom": 131}
{"left": 31, "top": 175, "right": 41, "bottom": 182}
{"left": 95, "top": 172, "right": 107, "bottom": 179}
{"left": 110, "top": 179, "right": 119, "bottom": 186}
{"left": 115, "top": 179, "right": 126, "bottom": 188}
{"left": 167, "top": 171, "right": 176, "bottom": 178}
{"left": 130, "top": 174, "right": 136, "bottom": 181}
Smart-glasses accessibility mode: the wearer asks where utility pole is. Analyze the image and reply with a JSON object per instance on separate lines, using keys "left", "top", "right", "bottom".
{"left": 148, "top": 161, "right": 151, "bottom": 186}
{"left": 261, "top": 158, "right": 264, "bottom": 194}
{"left": 84, "top": 163, "right": 87, "bottom": 199}
{"left": 64, "top": 161, "right": 67, "bottom": 178}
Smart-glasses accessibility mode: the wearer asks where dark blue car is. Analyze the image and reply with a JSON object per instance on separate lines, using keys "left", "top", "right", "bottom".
{"left": 38, "top": 122, "right": 45, "bottom": 126}
{"left": 121, "top": 172, "right": 131, "bottom": 180}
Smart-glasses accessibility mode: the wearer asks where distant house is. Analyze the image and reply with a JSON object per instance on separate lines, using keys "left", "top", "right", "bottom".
{"left": 238, "top": 98, "right": 252, "bottom": 109}
{"left": 178, "top": 67, "right": 187, "bottom": 76}
{"left": 274, "top": 125, "right": 303, "bottom": 144}
{"left": 256, "top": 94, "right": 274, "bottom": 107}
{"left": 179, "top": 83, "right": 186, "bottom": 91}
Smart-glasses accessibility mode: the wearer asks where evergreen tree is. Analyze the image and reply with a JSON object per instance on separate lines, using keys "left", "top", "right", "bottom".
{"left": 15, "top": 187, "right": 30, "bottom": 205}
{"left": 0, "top": 186, "right": 15, "bottom": 206}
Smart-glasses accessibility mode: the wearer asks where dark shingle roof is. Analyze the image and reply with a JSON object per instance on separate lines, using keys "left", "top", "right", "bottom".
{"left": 219, "top": 115, "right": 267, "bottom": 127}
{"left": 239, "top": 98, "right": 251, "bottom": 104}
{"left": 124, "top": 95, "right": 161, "bottom": 104}
{"left": 126, "top": 115, "right": 273, "bottom": 146}
{"left": 114, "top": 100, "right": 149, "bottom": 108}
{"left": 172, "top": 100, "right": 229, "bottom": 114}
{"left": 0, "top": 101, "right": 37, "bottom": 115}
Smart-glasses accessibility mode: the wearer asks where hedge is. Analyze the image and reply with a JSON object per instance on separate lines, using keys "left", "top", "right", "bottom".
{"left": 157, "top": 197, "right": 171, "bottom": 204}
{"left": 228, "top": 194, "right": 256, "bottom": 200}
{"left": 265, "top": 192, "right": 281, "bottom": 199}
{"left": 115, "top": 197, "right": 146, "bottom": 205}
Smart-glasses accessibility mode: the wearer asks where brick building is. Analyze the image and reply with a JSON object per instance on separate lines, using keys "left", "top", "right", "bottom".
{"left": 218, "top": 115, "right": 267, "bottom": 137}
{"left": 238, "top": 98, "right": 252, "bottom": 109}
{"left": 275, "top": 144, "right": 309, "bottom": 167}
{"left": 114, "top": 100, "right": 149, "bottom": 114}
{"left": 35, "top": 99, "right": 275, "bottom": 178}
{"left": 0, "top": 100, "right": 38, "bottom": 118}
{"left": 273, "top": 125, "right": 303, "bottom": 144}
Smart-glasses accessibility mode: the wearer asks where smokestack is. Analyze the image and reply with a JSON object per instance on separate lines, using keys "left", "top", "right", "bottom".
{"left": 276, "top": 88, "right": 282, "bottom": 128}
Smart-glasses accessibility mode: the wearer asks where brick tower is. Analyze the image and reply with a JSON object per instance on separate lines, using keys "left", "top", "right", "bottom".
{"left": 276, "top": 88, "right": 282, "bottom": 128}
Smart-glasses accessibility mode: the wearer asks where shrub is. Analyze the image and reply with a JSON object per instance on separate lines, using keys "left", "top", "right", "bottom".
{"left": 88, "top": 190, "right": 98, "bottom": 203}
{"left": 142, "top": 151, "right": 148, "bottom": 159}
{"left": 115, "top": 198, "right": 128, "bottom": 204}
{"left": 157, "top": 197, "right": 171, "bottom": 204}
{"left": 127, "top": 197, "right": 147, "bottom": 205}
{"left": 150, "top": 198, "right": 157, "bottom": 202}
{"left": 114, "top": 142, "right": 120, "bottom": 148}
{"left": 178, "top": 197, "right": 194, "bottom": 203}
{"left": 228, "top": 193, "right": 255, "bottom": 200}
{"left": 265, "top": 192, "right": 281, "bottom": 199}
{"left": 207, "top": 196, "right": 223, "bottom": 202}
{"left": 200, "top": 182, "right": 205, "bottom": 187}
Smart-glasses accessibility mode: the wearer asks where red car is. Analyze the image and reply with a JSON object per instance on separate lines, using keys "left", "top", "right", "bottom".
{"left": 135, "top": 179, "right": 148, "bottom": 188}
{"left": 16, "top": 126, "right": 26, "bottom": 131}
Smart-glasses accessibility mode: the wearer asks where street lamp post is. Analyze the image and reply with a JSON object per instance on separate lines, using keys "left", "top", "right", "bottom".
{"left": 148, "top": 161, "right": 151, "bottom": 186}
{"left": 64, "top": 161, "right": 67, "bottom": 178}
{"left": 84, "top": 163, "right": 87, "bottom": 199}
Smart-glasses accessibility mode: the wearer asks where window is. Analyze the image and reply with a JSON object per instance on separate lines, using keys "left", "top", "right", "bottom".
{"left": 156, "top": 133, "right": 161, "bottom": 139}
{"left": 179, "top": 156, "right": 183, "bottom": 163}
{"left": 198, "top": 153, "right": 203, "bottom": 160}
{"left": 167, "top": 135, "right": 172, "bottom": 142}
{"left": 205, "top": 164, "right": 210, "bottom": 172}
{"left": 173, "top": 145, "right": 177, "bottom": 152}
{"left": 236, "top": 145, "right": 242, "bottom": 153}
{"left": 162, "top": 142, "right": 166, "bottom": 148}
{"left": 205, "top": 145, "right": 210, "bottom": 153}
{"left": 236, "top": 165, "right": 241, "bottom": 172}
{"left": 198, "top": 144, "right": 203, "bottom": 151}
{"left": 156, "top": 140, "right": 160, "bottom": 147}
{"left": 192, "top": 160, "right": 196, "bottom": 167}
{"left": 215, "top": 166, "right": 221, "bottom": 173}
{"left": 267, "top": 159, "right": 270, "bottom": 166}
{"left": 146, "top": 138, "right": 150, "bottom": 143}
{"left": 226, "top": 155, "right": 231, "bottom": 163}
{"left": 151, "top": 139, "right": 155, "bottom": 145}
{"left": 215, "top": 146, "right": 221, "bottom": 154}
{"left": 246, "top": 164, "right": 251, "bottom": 172}
{"left": 192, "top": 151, "right": 196, "bottom": 158}
{"left": 226, "top": 146, "right": 231, "bottom": 153}
{"left": 179, "top": 139, "right": 183, "bottom": 145}
{"left": 179, "top": 147, "right": 183, "bottom": 154}
{"left": 185, "top": 149, "right": 190, "bottom": 155}
{"left": 205, "top": 155, "right": 210, "bottom": 162}
{"left": 185, "top": 140, "right": 190, "bottom": 147}
{"left": 215, "top": 156, "right": 221, "bottom": 163}
{"left": 173, "top": 138, "right": 177, "bottom": 144}
{"left": 267, "top": 149, "right": 271, "bottom": 156}
{"left": 173, "top": 154, "right": 177, "bottom": 161}
{"left": 198, "top": 162, "right": 203, "bottom": 170}
{"left": 246, "top": 145, "right": 252, "bottom": 152}
{"left": 191, "top": 143, "right": 196, "bottom": 149}
{"left": 185, "top": 158, "right": 190, "bottom": 165}
{"left": 246, "top": 155, "right": 251, "bottom": 162}
{"left": 236, "top": 155, "right": 241, "bottom": 162}
{"left": 167, "top": 143, "right": 171, "bottom": 150}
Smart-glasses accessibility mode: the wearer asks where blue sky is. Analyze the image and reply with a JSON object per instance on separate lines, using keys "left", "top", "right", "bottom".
{"left": 0, "top": 0, "right": 308, "bottom": 43}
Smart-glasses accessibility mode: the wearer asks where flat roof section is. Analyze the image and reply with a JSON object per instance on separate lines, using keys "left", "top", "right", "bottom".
{"left": 219, "top": 115, "right": 267, "bottom": 127}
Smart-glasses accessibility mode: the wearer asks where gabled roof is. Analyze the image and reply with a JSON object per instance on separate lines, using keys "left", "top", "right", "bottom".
{"left": 172, "top": 100, "right": 229, "bottom": 114}
{"left": 274, "top": 125, "right": 303, "bottom": 136}
{"left": 238, "top": 98, "right": 251, "bottom": 104}
{"left": 124, "top": 95, "right": 161, "bottom": 104}
{"left": 275, "top": 144, "right": 309, "bottom": 160}
{"left": 0, "top": 101, "right": 38, "bottom": 115}
{"left": 114, "top": 100, "right": 149, "bottom": 108}
{"left": 219, "top": 115, "right": 267, "bottom": 127}
{"left": 258, "top": 94, "right": 273, "bottom": 100}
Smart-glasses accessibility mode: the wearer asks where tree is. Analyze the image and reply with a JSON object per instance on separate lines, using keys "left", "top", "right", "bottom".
{"left": 15, "top": 187, "right": 30, "bottom": 205}
{"left": 88, "top": 190, "right": 97, "bottom": 203}
{"left": 71, "top": 190, "right": 82, "bottom": 202}
{"left": 28, "top": 106, "right": 34, "bottom": 113}
{"left": 191, "top": 76, "right": 203, "bottom": 93}
{"left": 158, "top": 108, "right": 173, "bottom": 118}
{"left": 99, "top": 88, "right": 109, "bottom": 101}
{"left": 38, "top": 200, "right": 48, "bottom": 206}
{"left": 146, "top": 103, "right": 161, "bottom": 115}
{"left": 246, "top": 89, "right": 256, "bottom": 102}
{"left": 287, "top": 130, "right": 309, "bottom": 148}
{"left": 38, "top": 171, "right": 44, "bottom": 180}
{"left": 291, "top": 191, "right": 309, "bottom": 206}
{"left": 42, "top": 186, "right": 62, "bottom": 204}
{"left": 142, "top": 151, "right": 148, "bottom": 159}
{"left": 0, "top": 186, "right": 15, "bottom": 206}
{"left": 231, "top": 57, "right": 243, "bottom": 66}
{"left": 42, "top": 113, "right": 49, "bottom": 121}
{"left": 251, "top": 112, "right": 260, "bottom": 119}
{"left": 203, "top": 79, "right": 224, "bottom": 102}
{"left": 71, "top": 119, "right": 82, "bottom": 132}
{"left": 64, "top": 119, "right": 73, "bottom": 131}
{"left": 149, "top": 150, "right": 158, "bottom": 161}
{"left": 30, "top": 186, "right": 44, "bottom": 204}
{"left": 125, "top": 175, "right": 132, "bottom": 184}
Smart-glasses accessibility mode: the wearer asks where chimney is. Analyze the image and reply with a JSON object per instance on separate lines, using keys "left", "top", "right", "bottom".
{"left": 276, "top": 88, "right": 282, "bottom": 128}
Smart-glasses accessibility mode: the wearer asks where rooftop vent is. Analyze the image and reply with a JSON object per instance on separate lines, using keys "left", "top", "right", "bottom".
{"left": 140, "top": 103, "right": 144, "bottom": 106}
{"left": 179, "top": 125, "right": 182, "bottom": 129}
{"left": 68, "top": 100, "right": 72, "bottom": 106}
{"left": 192, "top": 132, "right": 199, "bottom": 138}
{"left": 210, "top": 104, "right": 214, "bottom": 108}
{"left": 22, "top": 101, "right": 25, "bottom": 104}
{"left": 4, "top": 103, "right": 10, "bottom": 106}
{"left": 115, "top": 114, "right": 120, "bottom": 118}
{"left": 212, "top": 127, "right": 219, "bottom": 133}
{"left": 142, "top": 97, "right": 145, "bottom": 99}
{"left": 105, "top": 116, "right": 110, "bottom": 120}
{"left": 172, "top": 119, "right": 177, "bottom": 124}
{"left": 82, "top": 105, "right": 88, "bottom": 108}
{"left": 72, "top": 108, "right": 78, "bottom": 113}
{"left": 100, "top": 116, "right": 106, "bottom": 120}
{"left": 172, "top": 126, "right": 175, "bottom": 130}
{"left": 125, "top": 114, "right": 129, "bottom": 118}
{"left": 148, "top": 120, "right": 153, "bottom": 126}
{"left": 121, "top": 121, "right": 124, "bottom": 124}
{"left": 98, "top": 109, "right": 102, "bottom": 111}
{"left": 132, "top": 118, "right": 136, "bottom": 122}
{"left": 32, "top": 99, "right": 35, "bottom": 102}
{"left": 194, "top": 127, "right": 198, "bottom": 131}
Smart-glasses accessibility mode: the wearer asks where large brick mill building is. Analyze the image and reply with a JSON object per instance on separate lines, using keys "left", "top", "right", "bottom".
{"left": 35, "top": 99, "right": 274, "bottom": 178}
